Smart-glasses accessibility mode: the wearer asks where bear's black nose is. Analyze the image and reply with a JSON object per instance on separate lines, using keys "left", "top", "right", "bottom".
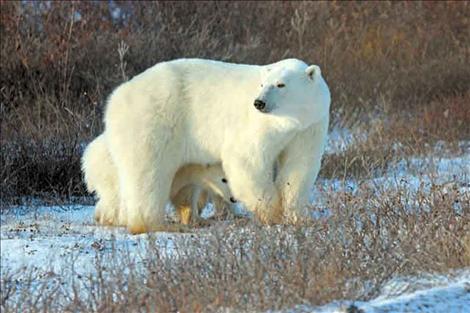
{"left": 254, "top": 99, "right": 266, "bottom": 111}
{"left": 230, "top": 197, "right": 237, "bottom": 203}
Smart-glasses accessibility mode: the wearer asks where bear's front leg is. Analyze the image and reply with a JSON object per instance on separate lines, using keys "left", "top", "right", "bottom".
{"left": 173, "top": 185, "right": 203, "bottom": 225}
{"left": 276, "top": 118, "right": 329, "bottom": 223}
{"left": 222, "top": 155, "right": 282, "bottom": 225}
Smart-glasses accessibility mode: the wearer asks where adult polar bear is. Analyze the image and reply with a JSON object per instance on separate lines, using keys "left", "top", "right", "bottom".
{"left": 104, "top": 58, "right": 330, "bottom": 234}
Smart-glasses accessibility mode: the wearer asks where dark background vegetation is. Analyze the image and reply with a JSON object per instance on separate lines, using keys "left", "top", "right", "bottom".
{"left": 1, "top": 1, "right": 469, "bottom": 202}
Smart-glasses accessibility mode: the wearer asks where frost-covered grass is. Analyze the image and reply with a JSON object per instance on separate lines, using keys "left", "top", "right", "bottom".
{"left": 2, "top": 96, "right": 470, "bottom": 311}
{"left": 290, "top": 270, "right": 470, "bottom": 313}
{"left": 2, "top": 138, "right": 469, "bottom": 312}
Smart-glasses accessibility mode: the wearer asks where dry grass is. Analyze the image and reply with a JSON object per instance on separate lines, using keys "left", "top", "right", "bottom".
{"left": 322, "top": 91, "right": 470, "bottom": 179}
{"left": 1, "top": 175, "right": 468, "bottom": 312}
{"left": 1, "top": 1, "right": 469, "bottom": 202}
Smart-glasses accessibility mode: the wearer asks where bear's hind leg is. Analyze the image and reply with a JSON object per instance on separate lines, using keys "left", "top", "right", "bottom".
{"left": 114, "top": 147, "right": 180, "bottom": 234}
{"left": 94, "top": 199, "right": 119, "bottom": 225}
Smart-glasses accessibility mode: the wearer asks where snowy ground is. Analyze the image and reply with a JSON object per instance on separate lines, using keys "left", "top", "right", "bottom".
{"left": 2, "top": 205, "right": 469, "bottom": 312}
{"left": 1, "top": 205, "right": 180, "bottom": 277}
{"left": 1, "top": 132, "right": 469, "bottom": 312}
{"left": 287, "top": 270, "right": 470, "bottom": 313}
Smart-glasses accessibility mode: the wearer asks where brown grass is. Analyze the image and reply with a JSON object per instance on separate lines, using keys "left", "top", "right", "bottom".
{"left": 1, "top": 1, "right": 469, "bottom": 203}
{"left": 1, "top": 175, "right": 468, "bottom": 312}
{"left": 322, "top": 91, "right": 470, "bottom": 179}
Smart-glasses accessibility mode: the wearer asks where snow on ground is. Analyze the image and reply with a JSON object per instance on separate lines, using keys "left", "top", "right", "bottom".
{"left": 1, "top": 132, "right": 469, "bottom": 311}
{"left": 310, "top": 153, "right": 470, "bottom": 219}
{"left": 2, "top": 203, "right": 469, "bottom": 312}
{"left": 0, "top": 205, "right": 184, "bottom": 277}
{"left": 325, "top": 127, "right": 357, "bottom": 154}
{"left": 284, "top": 270, "right": 470, "bottom": 313}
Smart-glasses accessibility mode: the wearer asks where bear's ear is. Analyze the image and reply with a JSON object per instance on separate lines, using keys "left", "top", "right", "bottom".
{"left": 306, "top": 65, "right": 321, "bottom": 81}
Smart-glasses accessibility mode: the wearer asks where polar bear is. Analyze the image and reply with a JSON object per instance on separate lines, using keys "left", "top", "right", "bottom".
{"left": 170, "top": 168, "right": 236, "bottom": 225}
{"left": 82, "top": 134, "right": 235, "bottom": 227}
{"left": 104, "top": 58, "right": 330, "bottom": 233}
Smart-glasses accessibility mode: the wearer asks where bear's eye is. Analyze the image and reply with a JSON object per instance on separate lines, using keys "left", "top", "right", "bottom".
{"left": 260, "top": 84, "right": 264, "bottom": 88}
{"left": 277, "top": 83, "right": 285, "bottom": 88}
{"left": 221, "top": 178, "right": 228, "bottom": 183}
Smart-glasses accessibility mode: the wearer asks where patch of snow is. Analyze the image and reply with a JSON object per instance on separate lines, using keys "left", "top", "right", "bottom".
{"left": 326, "top": 127, "right": 368, "bottom": 155}
{"left": 289, "top": 269, "right": 470, "bottom": 313}
{"left": 2, "top": 146, "right": 469, "bottom": 310}
{"left": 0, "top": 205, "right": 184, "bottom": 278}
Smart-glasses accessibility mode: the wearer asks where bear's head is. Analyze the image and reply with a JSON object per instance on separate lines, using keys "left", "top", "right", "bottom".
{"left": 254, "top": 59, "right": 331, "bottom": 127}
{"left": 201, "top": 165, "right": 237, "bottom": 204}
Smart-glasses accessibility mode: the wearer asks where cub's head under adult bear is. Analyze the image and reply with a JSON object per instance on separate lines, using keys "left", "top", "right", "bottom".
{"left": 172, "top": 164, "right": 237, "bottom": 204}
{"left": 199, "top": 165, "right": 237, "bottom": 204}
{"left": 254, "top": 59, "right": 331, "bottom": 127}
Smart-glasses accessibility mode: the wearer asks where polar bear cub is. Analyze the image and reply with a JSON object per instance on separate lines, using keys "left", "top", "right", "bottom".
{"left": 81, "top": 134, "right": 234, "bottom": 227}
{"left": 170, "top": 166, "right": 236, "bottom": 225}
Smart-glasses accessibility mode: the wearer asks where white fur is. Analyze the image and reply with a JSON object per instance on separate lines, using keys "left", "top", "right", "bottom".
{"left": 169, "top": 161, "right": 235, "bottom": 225}
{"left": 82, "top": 134, "right": 120, "bottom": 225}
{"left": 81, "top": 134, "right": 234, "bottom": 227}
{"left": 103, "top": 58, "right": 330, "bottom": 233}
